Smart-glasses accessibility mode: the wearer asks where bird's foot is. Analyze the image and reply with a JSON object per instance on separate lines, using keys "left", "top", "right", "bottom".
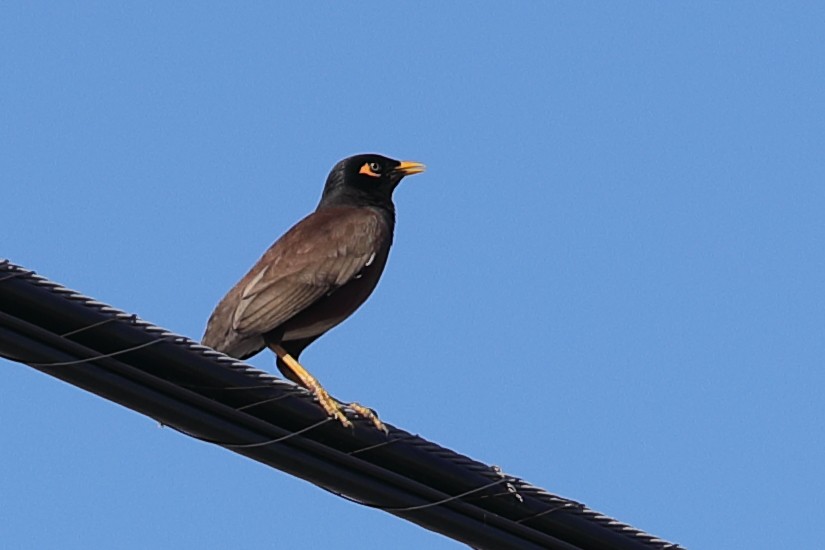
{"left": 267, "top": 344, "right": 385, "bottom": 431}
{"left": 347, "top": 402, "right": 387, "bottom": 433}
{"left": 308, "top": 383, "right": 353, "bottom": 429}
{"left": 269, "top": 344, "right": 353, "bottom": 429}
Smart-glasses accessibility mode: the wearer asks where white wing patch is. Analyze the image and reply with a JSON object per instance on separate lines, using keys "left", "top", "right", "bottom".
{"left": 233, "top": 265, "right": 269, "bottom": 330}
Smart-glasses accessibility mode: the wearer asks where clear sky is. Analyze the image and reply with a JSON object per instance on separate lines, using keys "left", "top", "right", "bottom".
{"left": 2, "top": 3, "right": 823, "bottom": 549}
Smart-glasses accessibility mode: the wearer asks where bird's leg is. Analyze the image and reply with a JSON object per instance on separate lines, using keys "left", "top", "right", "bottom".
{"left": 268, "top": 344, "right": 387, "bottom": 432}
{"left": 268, "top": 344, "right": 352, "bottom": 428}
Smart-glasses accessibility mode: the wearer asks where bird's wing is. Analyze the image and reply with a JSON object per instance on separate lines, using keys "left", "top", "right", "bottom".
{"left": 229, "top": 208, "right": 385, "bottom": 336}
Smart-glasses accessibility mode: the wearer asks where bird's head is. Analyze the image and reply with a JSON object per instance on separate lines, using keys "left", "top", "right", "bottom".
{"left": 319, "top": 154, "right": 426, "bottom": 209}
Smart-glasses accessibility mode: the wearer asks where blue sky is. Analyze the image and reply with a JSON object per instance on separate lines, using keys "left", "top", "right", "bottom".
{"left": 2, "top": 3, "right": 823, "bottom": 549}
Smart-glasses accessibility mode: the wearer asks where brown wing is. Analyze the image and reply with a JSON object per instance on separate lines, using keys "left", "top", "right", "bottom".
{"left": 203, "top": 207, "right": 386, "bottom": 355}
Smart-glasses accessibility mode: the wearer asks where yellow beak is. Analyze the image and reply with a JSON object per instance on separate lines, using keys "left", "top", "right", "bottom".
{"left": 395, "top": 161, "right": 426, "bottom": 176}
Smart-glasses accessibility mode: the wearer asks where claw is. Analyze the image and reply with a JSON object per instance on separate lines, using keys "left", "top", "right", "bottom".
{"left": 348, "top": 402, "right": 388, "bottom": 433}
{"left": 268, "top": 344, "right": 390, "bottom": 432}
{"left": 269, "top": 344, "right": 357, "bottom": 428}
{"left": 312, "top": 384, "right": 353, "bottom": 429}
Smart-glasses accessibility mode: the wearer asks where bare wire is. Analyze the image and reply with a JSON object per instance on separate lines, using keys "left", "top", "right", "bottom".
{"left": 220, "top": 417, "right": 333, "bottom": 448}
{"left": 325, "top": 477, "right": 508, "bottom": 513}
{"left": 26, "top": 337, "right": 165, "bottom": 367}
{"left": 162, "top": 417, "right": 333, "bottom": 449}
{"left": 60, "top": 317, "right": 120, "bottom": 337}
{"left": 235, "top": 392, "right": 295, "bottom": 411}
{"left": 181, "top": 382, "right": 289, "bottom": 391}
{"left": 348, "top": 433, "right": 418, "bottom": 456}
{"left": 515, "top": 501, "right": 581, "bottom": 524}
{"left": 0, "top": 269, "right": 35, "bottom": 283}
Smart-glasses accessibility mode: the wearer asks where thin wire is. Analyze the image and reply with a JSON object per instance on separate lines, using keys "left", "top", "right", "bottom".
{"left": 348, "top": 433, "right": 418, "bottom": 456}
{"left": 473, "top": 466, "right": 524, "bottom": 503}
{"left": 180, "top": 381, "right": 296, "bottom": 391}
{"left": 0, "top": 351, "right": 22, "bottom": 362}
{"left": 383, "top": 478, "right": 508, "bottom": 512}
{"left": 235, "top": 392, "right": 295, "bottom": 411}
{"left": 27, "top": 338, "right": 165, "bottom": 367}
{"left": 515, "top": 501, "right": 581, "bottom": 524}
{"left": 0, "top": 269, "right": 35, "bottom": 283}
{"left": 60, "top": 317, "right": 119, "bottom": 337}
{"left": 221, "top": 417, "right": 334, "bottom": 448}
{"left": 183, "top": 382, "right": 277, "bottom": 390}
{"left": 163, "top": 417, "right": 334, "bottom": 449}
{"left": 326, "top": 477, "right": 508, "bottom": 513}
{"left": 472, "top": 488, "right": 524, "bottom": 503}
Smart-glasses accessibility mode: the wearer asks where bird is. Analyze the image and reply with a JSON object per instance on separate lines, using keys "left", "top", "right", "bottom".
{"left": 202, "top": 153, "right": 425, "bottom": 431}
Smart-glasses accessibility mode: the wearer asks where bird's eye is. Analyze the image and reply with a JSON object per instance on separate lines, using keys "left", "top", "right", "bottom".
{"left": 359, "top": 161, "right": 383, "bottom": 178}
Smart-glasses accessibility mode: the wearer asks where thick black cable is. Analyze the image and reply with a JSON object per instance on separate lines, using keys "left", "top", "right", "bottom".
{"left": 0, "top": 321, "right": 560, "bottom": 549}
{"left": 0, "top": 259, "right": 684, "bottom": 550}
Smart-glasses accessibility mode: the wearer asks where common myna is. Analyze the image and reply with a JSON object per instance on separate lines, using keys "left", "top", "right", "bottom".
{"left": 202, "top": 154, "right": 425, "bottom": 430}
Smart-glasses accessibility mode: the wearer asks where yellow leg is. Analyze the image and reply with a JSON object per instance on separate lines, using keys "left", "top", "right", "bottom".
{"left": 269, "top": 344, "right": 352, "bottom": 428}
{"left": 268, "top": 344, "right": 387, "bottom": 432}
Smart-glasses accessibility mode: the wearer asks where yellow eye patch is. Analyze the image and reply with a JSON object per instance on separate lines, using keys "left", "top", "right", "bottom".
{"left": 359, "top": 162, "right": 381, "bottom": 178}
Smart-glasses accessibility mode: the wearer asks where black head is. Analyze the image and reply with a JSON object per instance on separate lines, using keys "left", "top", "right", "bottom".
{"left": 318, "top": 154, "right": 425, "bottom": 209}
